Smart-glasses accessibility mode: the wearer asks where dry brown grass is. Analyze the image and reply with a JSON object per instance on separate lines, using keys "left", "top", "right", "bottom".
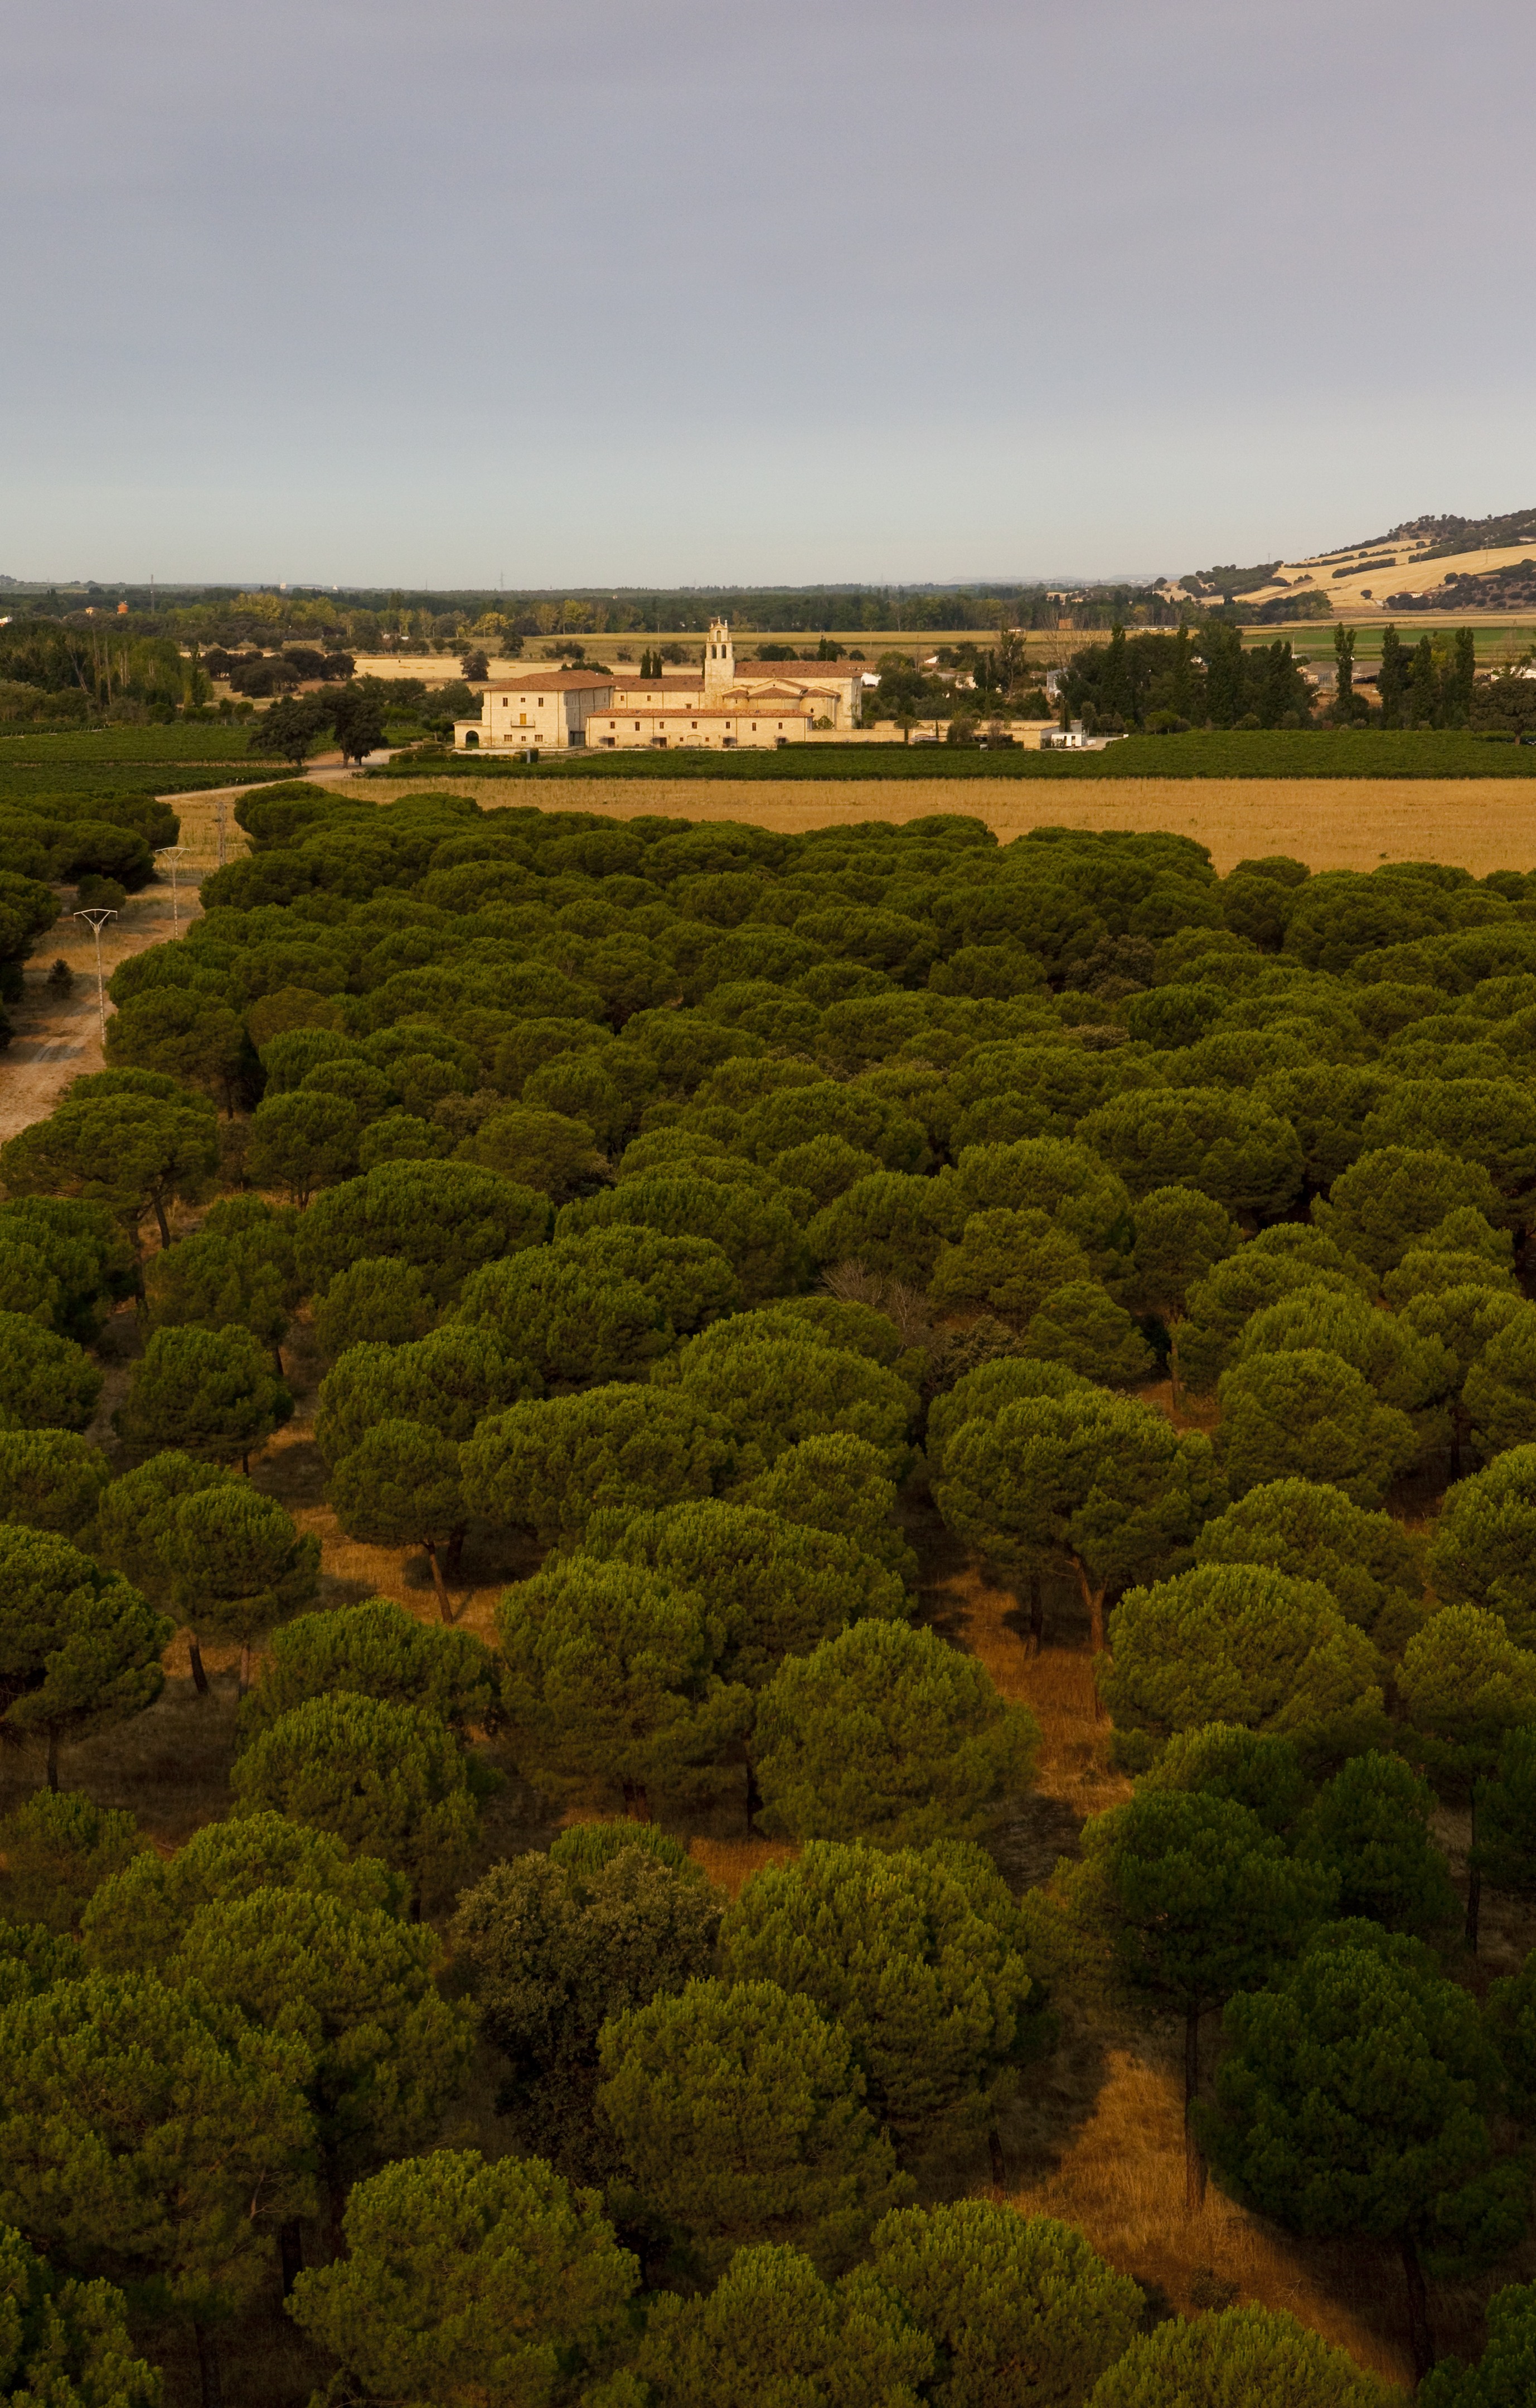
{"left": 1006, "top": 2046, "right": 1417, "bottom": 2388}
{"left": 688, "top": 1835, "right": 798, "bottom": 1898}
{"left": 342, "top": 771, "right": 1536, "bottom": 876}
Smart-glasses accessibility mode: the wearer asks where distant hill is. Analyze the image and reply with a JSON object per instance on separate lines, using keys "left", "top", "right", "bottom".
{"left": 1183, "top": 507, "right": 1536, "bottom": 619}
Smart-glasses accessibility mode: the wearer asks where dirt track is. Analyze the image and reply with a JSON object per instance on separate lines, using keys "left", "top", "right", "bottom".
{"left": 341, "top": 772, "right": 1536, "bottom": 876}
{"left": 0, "top": 792, "right": 238, "bottom": 1145}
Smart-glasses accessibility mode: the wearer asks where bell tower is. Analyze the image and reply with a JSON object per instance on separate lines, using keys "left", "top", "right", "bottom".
{"left": 704, "top": 615, "right": 734, "bottom": 698}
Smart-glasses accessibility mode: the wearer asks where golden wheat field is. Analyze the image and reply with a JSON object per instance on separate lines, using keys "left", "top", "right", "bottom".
{"left": 343, "top": 773, "right": 1536, "bottom": 876}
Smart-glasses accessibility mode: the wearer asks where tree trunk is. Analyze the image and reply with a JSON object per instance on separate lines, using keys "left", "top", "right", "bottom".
{"left": 622, "top": 1778, "right": 652, "bottom": 1822}
{"left": 1169, "top": 1319, "right": 1183, "bottom": 1407}
{"left": 744, "top": 1753, "right": 763, "bottom": 1835}
{"left": 188, "top": 1632, "right": 210, "bottom": 1695}
{"left": 987, "top": 2121, "right": 1006, "bottom": 2193}
{"left": 1184, "top": 2003, "right": 1206, "bottom": 2212}
{"left": 1466, "top": 1790, "right": 1481, "bottom": 1955}
{"left": 445, "top": 1525, "right": 466, "bottom": 1577}
{"left": 278, "top": 2219, "right": 304, "bottom": 2297}
{"left": 238, "top": 1640, "right": 252, "bottom": 1697}
{"left": 1026, "top": 1576, "right": 1044, "bottom": 1658}
{"left": 326, "top": 2148, "right": 347, "bottom": 2259}
{"left": 193, "top": 2325, "right": 223, "bottom": 2408}
{"left": 1399, "top": 2234, "right": 1435, "bottom": 2382}
{"left": 153, "top": 1194, "right": 173, "bottom": 1250}
{"left": 46, "top": 1730, "right": 59, "bottom": 1793}
{"left": 1073, "top": 1561, "right": 1109, "bottom": 1720}
{"left": 424, "top": 1541, "right": 453, "bottom": 1625}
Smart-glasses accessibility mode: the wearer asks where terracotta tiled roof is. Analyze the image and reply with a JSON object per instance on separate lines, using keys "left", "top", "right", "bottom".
{"left": 592, "top": 705, "right": 813, "bottom": 721}
{"left": 734, "top": 659, "right": 862, "bottom": 677}
{"left": 482, "top": 671, "right": 614, "bottom": 691}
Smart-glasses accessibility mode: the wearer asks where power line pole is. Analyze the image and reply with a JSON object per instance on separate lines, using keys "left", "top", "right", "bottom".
{"left": 72, "top": 907, "right": 117, "bottom": 1039}
{"left": 155, "top": 844, "right": 188, "bottom": 933}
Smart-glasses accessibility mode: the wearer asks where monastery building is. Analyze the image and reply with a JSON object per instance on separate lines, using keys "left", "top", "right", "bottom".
{"left": 455, "top": 620, "right": 869, "bottom": 753}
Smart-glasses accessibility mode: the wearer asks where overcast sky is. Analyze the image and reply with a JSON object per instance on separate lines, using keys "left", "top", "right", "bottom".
{"left": 3, "top": 0, "right": 1533, "bottom": 589}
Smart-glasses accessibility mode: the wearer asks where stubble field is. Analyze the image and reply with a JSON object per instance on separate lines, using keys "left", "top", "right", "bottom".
{"left": 346, "top": 771, "right": 1536, "bottom": 876}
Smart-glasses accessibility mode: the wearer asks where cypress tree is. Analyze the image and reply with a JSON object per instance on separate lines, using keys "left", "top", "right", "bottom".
{"left": 1379, "top": 624, "right": 1407, "bottom": 727}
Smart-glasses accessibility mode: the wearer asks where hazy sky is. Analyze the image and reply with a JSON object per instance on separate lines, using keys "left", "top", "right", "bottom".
{"left": 3, "top": 0, "right": 1534, "bottom": 588}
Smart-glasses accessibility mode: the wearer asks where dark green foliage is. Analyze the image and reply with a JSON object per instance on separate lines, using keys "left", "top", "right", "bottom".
{"left": 721, "top": 1841, "right": 1037, "bottom": 2145}
{"left": 461, "top": 1384, "right": 735, "bottom": 1546}
{"left": 327, "top": 1423, "right": 466, "bottom": 1611}
{"left": 1078, "top": 1086, "right": 1304, "bottom": 1215}
{"left": 0, "top": 1526, "right": 171, "bottom": 1786}
{"left": 294, "top": 1159, "right": 551, "bottom": 1302}
{"left": 168, "top": 1886, "right": 474, "bottom": 2220}
{"left": 582, "top": 1498, "right": 908, "bottom": 1686}
{"left": 82, "top": 1810, "right": 404, "bottom": 1974}
{"left": 1206, "top": 1928, "right": 1525, "bottom": 2374}
{"left": 1215, "top": 1349, "right": 1419, "bottom": 1507}
{"left": 1090, "top": 2305, "right": 1398, "bottom": 2407}
{"left": 315, "top": 1326, "right": 534, "bottom": 1460}
{"left": 113, "top": 1324, "right": 292, "bottom": 1463}
{"left": 754, "top": 1620, "right": 1037, "bottom": 1847}
{"left": 245, "top": 1087, "right": 360, "bottom": 1201}
{"left": 1193, "top": 1477, "right": 1424, "bottom": 1648}
{"left": 623, "top": 2240, "right": 933, "bottom": 2408}
{"left": 229, "top": 1693, "right": 478, "bottom": 1907}
{"left": 558, "top": 1175, "right": 806, "bottom": 1302}
{"left": 311, "top": 1254, "right": 438, "bottom": 1355}
{"left": 0, "top": 1197, "right": 135, "bottom": 1344}
{"left": 143, "top": 1203, "right": 298, "bottom": 1357}
{"left": 285, "top": 2152, "right": 638, "bottom": 2406}
{"left": 652, "top": 1317, "right": 918, "bottom": 1477}
{"left": 1430, "top": 1447, "right": 1536, "bottom": 1646}
{"left": 933, "top": 1387, "right": 1223, "bottom": 1648}
{"left": 1473, "top": 1727, "right": 1536, "bottom": 1905}
{"left": 866, "top": 2200, "right": 1142, "bottom": 2408}
{"left": 452, "top": 1840, "right": 721, "bottom": 2176}
{"left": 0, "top": 2221, "right": 160, "bottom": 2406}
{"left": 0, "top": 1429, "right": 109, "bottom": 1538}
{"left": 0, "top": 1315, "right": 102, "bottom": 1433}
{"left": 0, "top": 1790, "right": 147, "bottom": 1935}
{"left": 1138, "top": 1724, "right": 1311, "bottom": 1834}
{"left": 597, "top": 1978, "right": 911, "bottom": 2278}
{"left": 0, "top": 1077, "right": 219, "bottom": 1250}
{"left": 239, "top": 1597, "right": 498, "bottom": 1743}
{"left": 736, "top": 1432, "right": 919, "bottom": 1586}
{"left": 1102, "top": 1563, "right": 1385, "bottom": 1769}
{"left": 454, "top": 1240, "right": 673, "bottom": 1385}
{"left": 0, "top": 1970, "right": 314, "bottom": 2326}
{"left": 496, "top": 1555, "right": 753, "bottom": 1816}
{"left": 1295, "top": 1752, "right": 1459, "bottom": 1934}
{"left": 1418, "top": 2281, "right": 1536, "bottom": 2408}
{"left": 1314, "top": 1146, "right": 1508, "bottom": 1273}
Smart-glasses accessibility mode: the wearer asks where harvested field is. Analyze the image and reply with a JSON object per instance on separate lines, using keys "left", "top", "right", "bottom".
{"left": 338, "top": 773, "right": 1536, "bottom": 875}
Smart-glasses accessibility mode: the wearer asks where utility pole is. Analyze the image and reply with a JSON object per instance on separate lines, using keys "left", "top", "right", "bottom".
{"left": 155, "top": 844, "right": 188, "bottom": 933}
{"left": 72, "top": 908, "right": 117, "bottom": 1039}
